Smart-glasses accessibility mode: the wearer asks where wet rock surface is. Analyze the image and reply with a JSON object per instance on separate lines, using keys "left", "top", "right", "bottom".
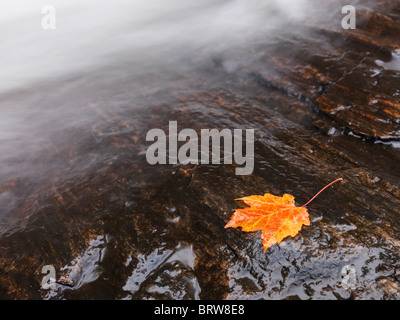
{"left": 0, "top": 1, "right": 400, "bottom": 299}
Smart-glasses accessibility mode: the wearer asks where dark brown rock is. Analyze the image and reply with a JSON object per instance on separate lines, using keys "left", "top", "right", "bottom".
{"left": 0, "top": 0, "right": 400, "bottom": 300}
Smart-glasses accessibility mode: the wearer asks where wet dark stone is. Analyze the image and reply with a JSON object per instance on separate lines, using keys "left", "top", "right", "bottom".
{"left": 0, "top": 0, "right": 400, "bottom": 300}
{"left": 249, "top": 2, "right": 400, "bottom": 140}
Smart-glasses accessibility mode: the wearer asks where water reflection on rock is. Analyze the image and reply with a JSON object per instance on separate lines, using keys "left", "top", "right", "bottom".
{"left": 0, "top": 0, "right": 399, "bottom": 300}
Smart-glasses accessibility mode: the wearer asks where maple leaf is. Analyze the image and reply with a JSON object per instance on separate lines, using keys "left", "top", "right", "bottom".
{"left": 225, "top": 178, "right": 342, "bottom": 252}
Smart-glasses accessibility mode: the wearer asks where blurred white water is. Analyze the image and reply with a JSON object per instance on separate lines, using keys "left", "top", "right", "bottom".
{"left": 0, "top": 0, "right": 337, "bottom": 234}
{"left": 0, "top": 0, "right": 323, "bottom": 93}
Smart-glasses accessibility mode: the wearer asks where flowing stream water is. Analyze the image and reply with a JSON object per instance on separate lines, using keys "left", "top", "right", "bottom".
{"left": 1, "top": 0, "right": 400, "bottom": 299}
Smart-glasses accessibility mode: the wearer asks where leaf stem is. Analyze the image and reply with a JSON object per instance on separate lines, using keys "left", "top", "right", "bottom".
{"left": 301, "top": 178, "right": 343, "bottom": 207}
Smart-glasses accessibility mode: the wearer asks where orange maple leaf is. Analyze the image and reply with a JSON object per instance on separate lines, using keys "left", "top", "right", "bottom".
{"left": 225, "top": 178, "right": 342, "bottom": 252}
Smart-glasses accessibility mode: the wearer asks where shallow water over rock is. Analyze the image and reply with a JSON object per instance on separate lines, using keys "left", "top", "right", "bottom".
{"left": 0, "top": 1, "right": 400, "bottom": 299}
